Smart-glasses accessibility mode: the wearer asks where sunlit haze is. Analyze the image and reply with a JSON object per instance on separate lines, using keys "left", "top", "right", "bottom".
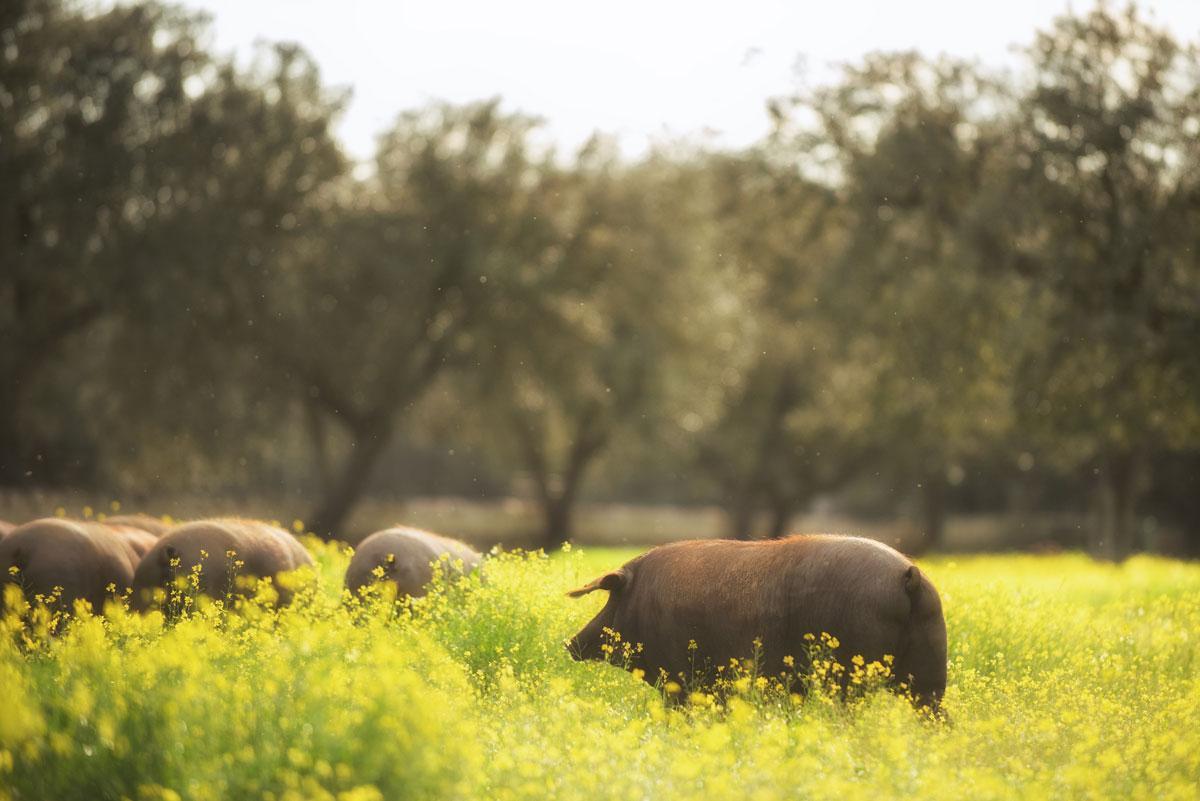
{"left": 182, "top": 0, "right": 1200, "bottom": 163}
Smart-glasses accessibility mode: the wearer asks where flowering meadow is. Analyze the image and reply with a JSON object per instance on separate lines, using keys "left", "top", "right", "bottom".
{"left": 1, "top": 542, "right": 1197, "bottom": 801}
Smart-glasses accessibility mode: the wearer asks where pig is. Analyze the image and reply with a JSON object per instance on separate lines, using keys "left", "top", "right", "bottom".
{"left": 101, "top": 523, "right": 159, "bottom": 559}
{"left": 0, "top": 520, "right": 14, "bottom": 540}
{"left": 0, "top": 518, "right": 143, "bottom": 613}
{"left": 345, "top": 526, "right": 481, "bottom": 600}
{"left": 130, "top": 518, "right": 314, "bottom": 610}
{"left": 566, "top": 534, "right": 947, "bottom": 710}
{"left": 105, "top": 513, "right": 172, "bottom": 538}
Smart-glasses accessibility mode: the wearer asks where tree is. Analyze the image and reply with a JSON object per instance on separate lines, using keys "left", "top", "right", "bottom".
{"left": 773, "top": 53, "right": 1024, "bottom": 551}
{"left": 98, "top": 43, "right": 347, "bottom": 492}
{"left": 0, "top": 0, "right": 207, "bottom": 483}
{"left": 467, "top": 143, "right": 734, "bottom": 547}
{"left": 0, "top": 1, "right": 346, "bottom": 488}
{"left": 1006, "top": 5, "right": 1200, "bottom": 559}
{"left": 695, "top": 149, "right": 877, "bottom": 540}
{"left": 258, "top": 101, "right": 560, "bottom": 539}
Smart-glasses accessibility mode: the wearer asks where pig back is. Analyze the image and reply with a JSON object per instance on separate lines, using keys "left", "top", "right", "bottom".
{"left": 346, "top": 527, "right": 481, "bottom": 598}
{"left": 613, "top": 536, "right": 919, "bottom": 683}
{"left": 105, "top": 513, "right": 171, "bottom": 538}
{"left": 0, "top": 518, "right": 138, "bottom": 613}
{"left": 102, "top": 524, "right": 158, "bottom": 564}
{"left": 131, "top": 518, "right": 313, "bottom": 608}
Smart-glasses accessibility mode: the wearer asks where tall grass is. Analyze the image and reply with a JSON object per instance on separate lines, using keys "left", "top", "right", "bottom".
{"left": 2, "top": 544, "right": 1197, "bottom": 800}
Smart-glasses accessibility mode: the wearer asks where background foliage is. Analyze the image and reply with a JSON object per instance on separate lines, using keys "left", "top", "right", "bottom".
{"left": 2, "top": 1, "right": 1198, "bottom": 556}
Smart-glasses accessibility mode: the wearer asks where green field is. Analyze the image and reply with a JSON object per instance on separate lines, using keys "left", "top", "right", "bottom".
{"left": 2, "top": 545, "right": 1198, "bottom": 801}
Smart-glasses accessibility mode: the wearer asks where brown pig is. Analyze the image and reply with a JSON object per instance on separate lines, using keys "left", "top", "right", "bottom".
{"left": 0, "top": 518, "right": 143, "bottom": 613}
{"left": 105, "top": 513, "right": 172, "bottom": 538}
{"left": 566, "top": 534, "right": 947, "bottom": 710}
{"left": 345, "top": 527, "right": 481, "bottom": 600}
{"left": 101, "top": 523, "right": 159, "bottom": 559}
{"left": 130, "top": 518, "right": 314, "bottom": 610}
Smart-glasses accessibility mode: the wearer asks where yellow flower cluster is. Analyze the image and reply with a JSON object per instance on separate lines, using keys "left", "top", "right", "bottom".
{"left": 0, "top": 545, "right": 1197, "bottom": 801}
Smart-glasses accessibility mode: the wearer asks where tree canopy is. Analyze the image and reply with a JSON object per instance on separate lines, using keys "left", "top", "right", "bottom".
{"left": 2, "top": 1, "right": 1197, "bottom": 556}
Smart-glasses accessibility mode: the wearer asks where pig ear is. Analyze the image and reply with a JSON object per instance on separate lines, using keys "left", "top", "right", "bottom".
{"left": 566, "top": 569, "right": 627, "bottom": 598}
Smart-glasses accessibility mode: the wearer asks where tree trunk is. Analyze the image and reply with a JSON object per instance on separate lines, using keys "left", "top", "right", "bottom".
{"left": 765, "top": 498, "right": 795, "bottom": 540}
{"left": 532, "top": 416, "right": 608, "bottom": 550}
{"left": 1094, "top": 451, "right": 1143, "bottom": 562}
{"left": 303, "top": 400, "right": 333, "bottom": 490}
{"left": 541, "top": 493, "right": 575, "bottom": 550}
{"left": 724, "top": 486, "right": 758, "bottom": 540}
{"left": 307, "top": 419, "right": 395, "bottom": 541}
{"left": 537, "top": 441, "right": 602, "bottom": 550}
{"left": 0, "top": 387, "right": 25, "bottom": 486}
{"left": 712, "top": 374, "right": 799, "bottom": 541}
{"left": 916, "top": 472, "right": 947, "bottom": 554}
{"left": 0, "top": 366, "right": 33, "bottom": 486}
{"left": 0, "top": 297, "right": 105, "bottom": 486}
{"left": 1112, "top": 457, "right": 1142, "bottom": 560}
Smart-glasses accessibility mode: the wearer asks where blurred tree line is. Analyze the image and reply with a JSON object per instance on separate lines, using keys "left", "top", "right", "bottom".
{"left": 2, "top": 0, "right": 1198, "bottom": 557}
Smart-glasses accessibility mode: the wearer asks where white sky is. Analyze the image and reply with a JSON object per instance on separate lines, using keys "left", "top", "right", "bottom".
{"left": 182, "top": 0, "right": 1200, "bottom": 163}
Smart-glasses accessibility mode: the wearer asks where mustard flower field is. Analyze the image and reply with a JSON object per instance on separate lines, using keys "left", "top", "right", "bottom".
{"left": 2, "top": 543, "right": 1198, "bottom": 801}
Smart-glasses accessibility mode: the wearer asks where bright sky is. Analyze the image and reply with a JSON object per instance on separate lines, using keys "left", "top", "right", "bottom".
{"left": 183, "top": 0, "right": 1200, "bottom": 163}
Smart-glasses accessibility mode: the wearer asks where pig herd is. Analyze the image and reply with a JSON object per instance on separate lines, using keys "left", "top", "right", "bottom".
{"left": 0, "top": 516, "right": 476, "bottom": 613}
{"left": 0, "top": 514, "right": 946, "bottom": 711}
